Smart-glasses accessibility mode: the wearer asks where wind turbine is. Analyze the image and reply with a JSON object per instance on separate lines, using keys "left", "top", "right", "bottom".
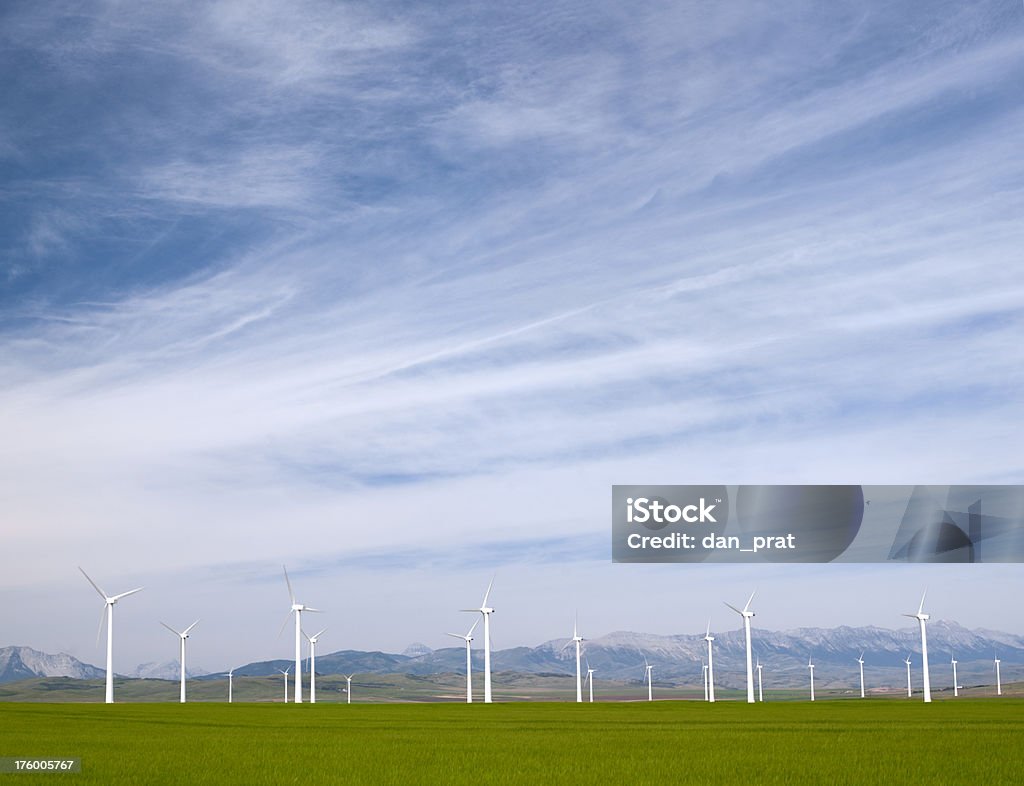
{"left": 446, "top": 618, "right": 479, "bottom": 703}
{"left": 756, "top": 658, "right": 764, "bottom": 702}
{"left": 904, "top": 655, "right": 912, "bottom": 698}
{"left": 303, "top": 628, "right": 327, "bottom": 704}
{"left": 704, "top": 620, "right": 716, "bottom": 703}
{"left": 857, "top": 652, "right": 865, "bottom": 699}
{"left": 724, "top": 590, "right": 757, "bottom": 703}
{"left": 951, "top": 654, "right": 959, "bottom": 698}
{"left": 585, "top": 660, "right": 595, "bottom": 703}
{"left": 995, "top": 652, "right": 1002, "bottom": 696}
{"left": 461, "top": 577, "right": 495, "bottom": 703}
{"left": 281, "top": 566, "right": 322, "bottom": 704}
{"left": 228, "top": 668, "right": 234, "bottom": 703}
{"left": 643, "top": 657, "right": 653, "bottom": 702}
{"left": 808, "top": 655, "right": 815, "bottom": 702}
{"left": 702, "top": 661, "right": 709, "bottom": 702}
{"left": 78, "top": 567, "right": 143, "bottom": 704}
{"left": 278, "top": 667, "right": 290, "bottom": 703}
{"left": 569, "top": 614, "right": 584, "bottom": 703}
{"left": 160, "top": 619, "right": 200, "bottom": 703}
{"left": 902, "top": 591, "right": 931, "bottom": 703}
{"left": 345, "top": 674, "right": 354, "bottom": 704}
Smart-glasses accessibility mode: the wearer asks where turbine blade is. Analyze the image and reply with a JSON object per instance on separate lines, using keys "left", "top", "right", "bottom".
{"left": 305, "top": 607, "right": 323, "bottom": 613}
{"left": 705, "top": 619, "right": 711, "bottom": 636}
{"left": 466, "top": 618, "right": 479, "bottom": 638}
{"left": 918, "top": 589, "right": 927, "bottom": 615}
{"left": 182, "top": 619, "right": 200, "bottom": 636}
{"left": 723, "top": 602, "right": 742, "bottom": 615}
{"left": 445, "top": 632, "right": 463, "bottom": 639}
{"left": 481, "top": 575, "right": 495, "bottom": 608}
{"left": 79, "top": 567, "right": 108, "bottom": 600}
{"left": 160, "top": 621, "right": 180, "bottom": 636}
{"left": 302, "top": 629, "right": 311, "bottom": 642}
{"left": 313, "top": 628, "right": 327, "bottom": 640}
{"left": 459, "top": 608, "right": 482, "bottom": 613}
{"left": 277, "top": 611, "right": 293, "bottom": 638}
{"left": 283, "top": 565, "right": 295, "bottom": 605}
{"left": 743, "top": 590, "right": 757, "bottom": 613}
{"left": 95, "top": 605, "right": 107, "bottom": 647}
{"left": 901, "top": 613, "right": 917, "bottom": 619}
{"left": 111, "top": 587, "right": 143, "bottom": 602}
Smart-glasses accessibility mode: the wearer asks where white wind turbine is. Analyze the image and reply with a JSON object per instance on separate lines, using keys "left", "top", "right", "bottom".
{"left": 228, "top": 668, "right": 234, "bottom": 703}
{"left": 446, "top": 618, "right": 479, "bottom": 703}
{"left": 702, "top": 661, "right": 709, "bottom": 702}
{"left": 951, "top": 654, "right": 959, "bottom": 698}
{"left": 344, "top": 674, "right": 354, "bottom": 704}
{"left": 756, "top": 658, "right": 764, "bottom": 702}
{"left": 303, "top": 628, "right": 327, "bottom": 704}
{"left": 643, "top": 657, "right": 654, "bottom": 701}
{"left": 79, "top": 567, "right": 143, "bottom": 704}
{"left": 995, "top": 652, "right": 1002, "bottom": 696}
{"left": 724, "top": 590, "right": 757, "bottom": 703}
{"left": 704, "top": 620, "right": 716, "bottom": 703}
{"left": 278, "top": 667, "right": 290, "bottom": 702}
{"left": 281, "top": 566, "right": 322, "bottom": 704}
{"left": 904, "top": 655, "right": 912, "bottom": 698}
{"left": 461, "top": 577, "right": 495, "bottom": 703}
{"left": 585, "top": 660, "right": 594, "bottom": 703}
{"left": 160, "top": 619, "right": 200, "bottom": 703}
{"left": 808, "top": 656, "right": 815, "bottom": 702}
{"left": 902, "top": 591, "right": 931, "bottom": 703}
{"left": 568, "top": 614, "right": 584, "bottom": 703}
{"left": 857, "top": 652, "right": 865, "bottom": 699}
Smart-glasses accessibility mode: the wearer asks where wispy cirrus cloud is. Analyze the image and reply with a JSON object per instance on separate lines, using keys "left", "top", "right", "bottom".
{"left": 1, "top": 1, "right": 1023, "bottom": 666}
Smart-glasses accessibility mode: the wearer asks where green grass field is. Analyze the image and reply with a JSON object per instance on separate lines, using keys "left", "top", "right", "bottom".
{"left": 2, "top": 699, "right": 1022, "bottom": 785}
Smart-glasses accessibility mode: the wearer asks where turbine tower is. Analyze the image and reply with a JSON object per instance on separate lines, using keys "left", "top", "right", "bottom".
{"left": 702, "top": 661, "right": 708, "bottom": 702}
{"left": 643, "top": 657, "right": 653, "bottom": 702}
{"left": 282, "top": 566, "right": 322, "bottom": 704}
{"left": 756, "top": 658, "right": 763, "bottom": 702}
{"left": 160, "top": 619, "right": 200, "bottom": 703}
{"left": 461, "top": 577, "right": 495, "bottom": 703}
{"left": 228, "top": 668, "right": 234, "bottom": 703}
{"left": 446, "top": 618, "right": 479, "bottom": 703}
{"left": 951, "top": 654, "right": 959, "bottom": 698}
{"left": 857, "top": 652, "right": 865, "bottom": 699}
{"left": 303, "top": 628, "right": 327, "bottom": 704}
{"left": 704, "top": 620, "right": 716, "bottom": 703}
{"left": 278, "top": 667, "right": 290, "bottom": 703}
{"left": 808, "top": 656, "right": 815, "bottom": 702}
{"left": 345, "top": 674, "right": 353, "bottom": 704}
{"left": 585, "top": 660, "right": 595, "bottom": 703}
{"left": 902, "top": 591, "right": 931, "bottom": 703}
{"left": 904, "top": 655, "right": 912, "bottom": 698}
{"left": 995, "top": 652, "right": 1002, "bottom": 696}
{"left": 79, "top": 567, "right": 143, "bottom": 704}
{"left": 724, "top": 590, "right": 757, "bottom": 703}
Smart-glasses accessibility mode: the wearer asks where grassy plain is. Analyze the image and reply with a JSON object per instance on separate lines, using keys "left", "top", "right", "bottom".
{"left": 1, "top": 699, "right": 1022, "bottom": 785}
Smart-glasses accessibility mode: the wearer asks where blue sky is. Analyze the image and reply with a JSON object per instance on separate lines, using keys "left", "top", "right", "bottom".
{"left": 2, "top": 1, "right": 1024, "bottom": 671}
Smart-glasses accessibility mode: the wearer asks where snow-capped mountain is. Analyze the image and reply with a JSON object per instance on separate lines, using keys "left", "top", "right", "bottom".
{"left": 0, "top": 646, "right": 104, "bottom": 684}
{"left": 128, "top": 661, "right": 211, "bottom": 680}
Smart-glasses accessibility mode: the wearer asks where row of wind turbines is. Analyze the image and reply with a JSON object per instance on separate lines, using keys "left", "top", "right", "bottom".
{"left": 449, "top": 586, "right": 1008, "bottom": 705}
{"left": 80, "top": 567, "right": 1008, "bottom": 705}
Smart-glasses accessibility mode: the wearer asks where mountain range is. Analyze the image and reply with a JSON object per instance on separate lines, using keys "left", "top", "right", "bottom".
{"left": 4, "top": 621, "right": 1021, "bottom": 689}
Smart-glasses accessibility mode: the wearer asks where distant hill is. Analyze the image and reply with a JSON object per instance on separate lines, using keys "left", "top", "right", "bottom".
{"left": 5, "top": 622, "right": 1021, "bottom": 690}
{"left": 206, "top": 621, "right": 1024, "bottom": 690}
{"left": 0, "top": 647, "right": 104, "bottom": 684}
